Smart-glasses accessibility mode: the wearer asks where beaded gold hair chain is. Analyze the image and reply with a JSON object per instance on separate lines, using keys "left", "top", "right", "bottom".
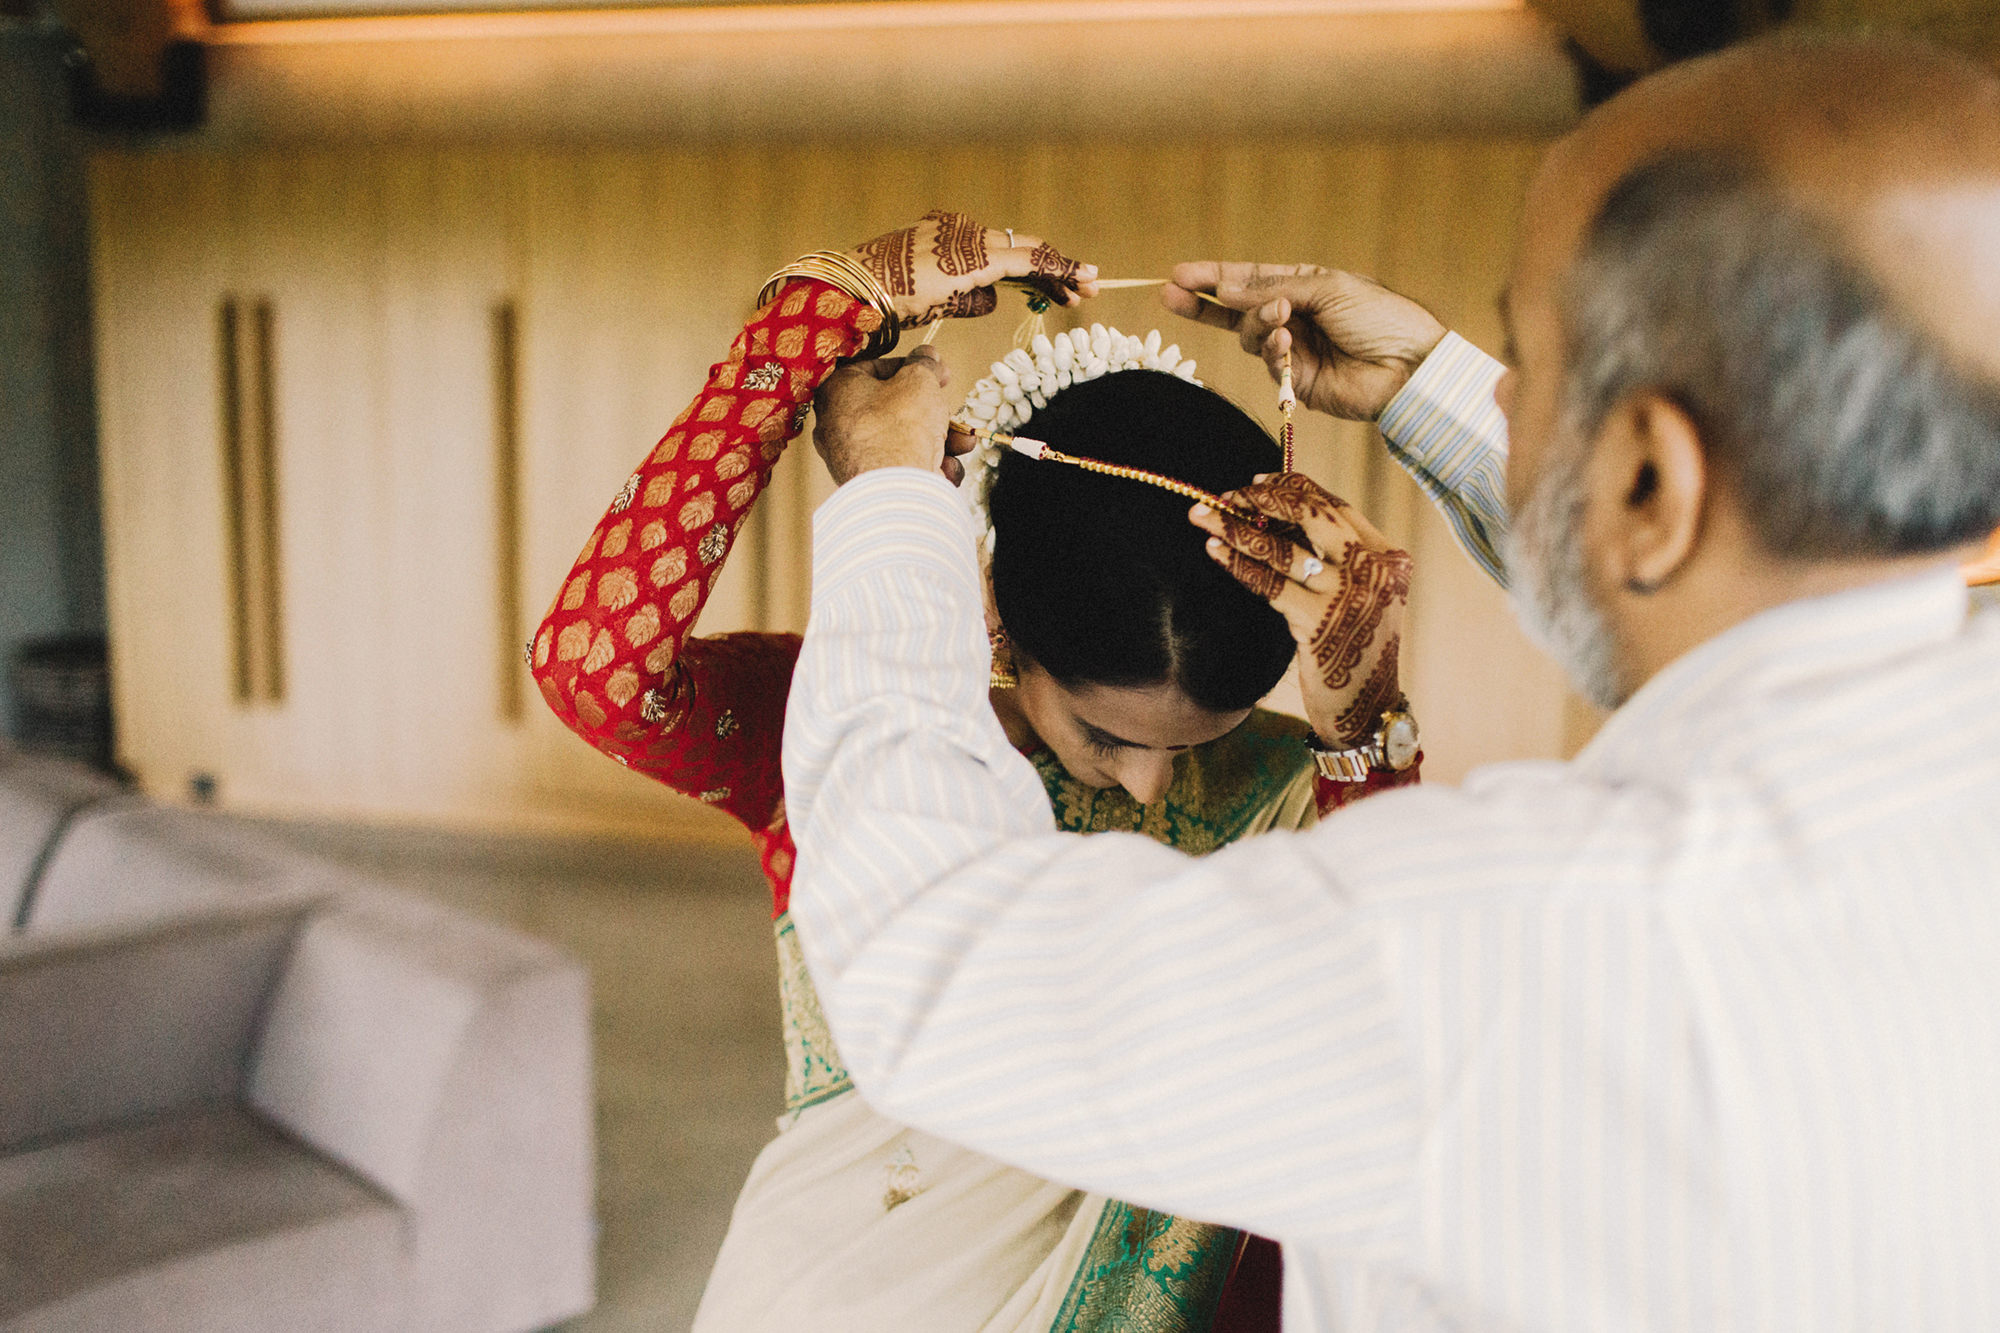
{"left": 947, "top": 281, "right": 1301, "bottom": 526}
{"left": 1009, "top": 434, "right": 1260, "bottom": 518}
{"left": 951, "top": 420, "right": 1255, "bottom": 520}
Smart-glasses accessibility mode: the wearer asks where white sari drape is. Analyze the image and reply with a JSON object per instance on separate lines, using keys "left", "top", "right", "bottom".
{"left": 696, "top": 721, "right": 1319, "bottom": 1331}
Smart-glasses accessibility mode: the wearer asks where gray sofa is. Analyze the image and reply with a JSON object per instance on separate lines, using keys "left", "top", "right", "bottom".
{"left": 0, "top": 745, "right": 596, "bottom": 1331}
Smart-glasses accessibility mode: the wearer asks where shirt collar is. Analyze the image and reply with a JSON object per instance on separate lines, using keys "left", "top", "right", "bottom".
{"left": 1576, "top": 567, "right": 1972, "bottom": 783}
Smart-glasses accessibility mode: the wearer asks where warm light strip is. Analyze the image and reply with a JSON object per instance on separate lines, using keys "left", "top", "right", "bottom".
{"left": 214, "top": 0, "right": 1521, "bottom": 45}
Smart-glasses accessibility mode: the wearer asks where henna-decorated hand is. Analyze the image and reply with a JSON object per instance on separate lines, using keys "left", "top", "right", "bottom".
{"left": 1190, "top": 473, "right": 1412, "bottom": 747}
{"left": 852, "top": 211, "right": 1099, "bottom": 327}
{"left": 1162, "top": 262, "right": 1446, "bottom": 421}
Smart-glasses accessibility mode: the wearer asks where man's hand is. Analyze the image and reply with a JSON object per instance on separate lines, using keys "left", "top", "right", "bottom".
{"left": 1162, "top": 263, "right": 1447, "bottom": 421}
{"left": 812, "top": 345, "right": 970, "bottom": 486}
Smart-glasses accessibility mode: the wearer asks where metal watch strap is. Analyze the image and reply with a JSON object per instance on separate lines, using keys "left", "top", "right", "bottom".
{"left": 1307, "top": 736, "right": 1385, "bottom": 783}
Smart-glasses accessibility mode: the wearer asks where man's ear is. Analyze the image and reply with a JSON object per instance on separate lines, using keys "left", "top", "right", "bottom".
{"left": 1589, "top": 390, "right": 1708, "bottom": 595}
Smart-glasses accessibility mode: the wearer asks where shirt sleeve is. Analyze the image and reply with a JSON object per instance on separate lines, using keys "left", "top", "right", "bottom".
{"left": 1375, "top": 332, "right": 1511, "bottom": 588}
{"left": 530, "top": 279, "right": 877, "bottom": 833}
{"left": 782, "top": 469, "right": 1423, "bottom": 1251}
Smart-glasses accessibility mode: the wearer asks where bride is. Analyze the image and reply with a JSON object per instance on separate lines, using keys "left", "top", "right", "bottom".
{"left": 528, "top": 212, "right": 1416, "bottom": 1331}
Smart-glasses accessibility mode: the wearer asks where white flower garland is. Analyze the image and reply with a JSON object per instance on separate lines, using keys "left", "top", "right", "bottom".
{"left": 956, "top": 324, "right": 1199, "bottom": 550}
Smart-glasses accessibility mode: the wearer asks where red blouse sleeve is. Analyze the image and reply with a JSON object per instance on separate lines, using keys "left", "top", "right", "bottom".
{"left": 530, "top": 279, "right": 880, "bottom": 834}
{"left": 1314, "top": 756, "right": 1421, "bottom": 819}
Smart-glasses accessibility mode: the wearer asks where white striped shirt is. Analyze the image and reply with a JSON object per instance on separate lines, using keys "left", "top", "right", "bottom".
{"left": 1377, "top": 331, "right": 1513, "bottom": 586}
{"left": 785, "top": 466, "right": 2000, "bottom": 1330}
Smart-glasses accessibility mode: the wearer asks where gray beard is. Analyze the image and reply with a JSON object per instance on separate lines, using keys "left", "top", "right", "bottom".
{"left": 1502, "top": 445, "right": 1627, "bottom": 712}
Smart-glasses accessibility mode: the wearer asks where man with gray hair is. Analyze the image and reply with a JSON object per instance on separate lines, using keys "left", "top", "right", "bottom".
{"left": 782, "top": 34, "right": 2000, "bottom": 1330}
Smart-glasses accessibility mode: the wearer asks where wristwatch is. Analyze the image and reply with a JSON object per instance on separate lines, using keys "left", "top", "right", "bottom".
{"left": 1307, "top": 700, "right": 1421, "bottom": 782}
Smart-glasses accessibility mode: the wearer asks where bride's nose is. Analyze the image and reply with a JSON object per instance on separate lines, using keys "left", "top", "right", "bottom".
{"left": 1114, "top": 751, "right": 1176, "bottom": 807}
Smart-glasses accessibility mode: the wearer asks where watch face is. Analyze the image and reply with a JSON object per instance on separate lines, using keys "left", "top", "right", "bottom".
{"left": 1382, "top": 713, "right": 1421, "bottom": 771}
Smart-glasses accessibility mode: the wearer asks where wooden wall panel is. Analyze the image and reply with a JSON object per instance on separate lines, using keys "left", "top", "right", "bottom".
{"left": 90, "top": 136, "right": 1578, "bottom": 840}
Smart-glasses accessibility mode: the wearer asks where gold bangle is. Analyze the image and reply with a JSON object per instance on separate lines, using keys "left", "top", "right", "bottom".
{"left": 757, "top": 250, "right": 901, "bottom": 359}
{"left": 769, "top": 257, "right": 899, "bottom": 357}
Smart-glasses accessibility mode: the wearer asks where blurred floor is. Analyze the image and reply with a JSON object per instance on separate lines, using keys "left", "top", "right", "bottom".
{"left": 256, "top": 817, "right": 782, "bottom": 1333}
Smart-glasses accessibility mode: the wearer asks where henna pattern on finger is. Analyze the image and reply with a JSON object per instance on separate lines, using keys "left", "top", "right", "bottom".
{"left": 924, "top": 210, "right": 990, "bottom": 278}
{"left": 1029, "top": 241, "right": 1082, "bottom": 286}
{"left": 1235, "top": 472, "right": 1353, "bottom": 527}
{"left": 857, "top": 229, "right": 917, "bottom": 297}
{"left": 1216, "top": 510, "right": 1302, "bottom": 580}
{"left": 1309, "top": 544, "right": 1413, "bottom": 690}
{"left": 1218, "top": 545, "right": 1289, "bottom": 602}
{"left": 1331, "top": 634, "right": 1401, "bottom": 742}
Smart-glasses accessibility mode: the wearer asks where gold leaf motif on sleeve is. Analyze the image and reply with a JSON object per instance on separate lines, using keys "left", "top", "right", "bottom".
{"left": 605, "top": 665, "right": 642, "bottom": 707}
{"left": 538, "top": 675, "right": 566, "bottom": 713}
{"left": 582, "top": 628, "right": 617, "bottom": 675}
{"left": 678, "top": 493, "right": 717, "bottom": 531}
{"left": 669, "top": 581, "right": 700, "bottom": 622}
{"left": 625, "top": 603, "right": 661, "bottom": 648}
{"left": 649, "top": 548, "right": 688, "bottom": 589}
{"left": 596, "top": 567, "right": 638, "bottom": 611}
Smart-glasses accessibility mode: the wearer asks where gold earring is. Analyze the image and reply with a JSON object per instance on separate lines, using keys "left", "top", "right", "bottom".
{"left": 989, "top": 627, "right": 1018, "bottom": 690}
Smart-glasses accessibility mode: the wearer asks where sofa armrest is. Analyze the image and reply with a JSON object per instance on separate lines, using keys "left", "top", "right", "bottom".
{"left": 25, "top": 805, "right": 343, "bottom": 936}
{"left": 0, "top": 754, "right": 133, "bottom": 930}
{"left": 245, "top": 887, "right": 594, "bottom": 1333}
{"left": 0, "top": 899, "right": 316, "bottom": 1152}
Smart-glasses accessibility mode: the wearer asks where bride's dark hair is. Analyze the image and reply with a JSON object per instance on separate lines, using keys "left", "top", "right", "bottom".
{"left": 987, "top": 369, "right": 1296, "bottom": 712}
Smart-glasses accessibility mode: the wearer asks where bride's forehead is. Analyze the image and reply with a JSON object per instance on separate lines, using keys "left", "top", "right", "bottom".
{"left": 1052, "top": 677, "right": 1243, "bottom": 750}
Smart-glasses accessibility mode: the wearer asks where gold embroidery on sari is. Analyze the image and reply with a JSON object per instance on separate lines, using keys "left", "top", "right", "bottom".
{"left": 1051, "top": 1205, "right": 1241, "bottom": 1332}
{"left": 1034, "top": 711, "right": 1314, "bottom": 1331}
{"left": 774, "top": 914, "right": 853, "bottom": 1113}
